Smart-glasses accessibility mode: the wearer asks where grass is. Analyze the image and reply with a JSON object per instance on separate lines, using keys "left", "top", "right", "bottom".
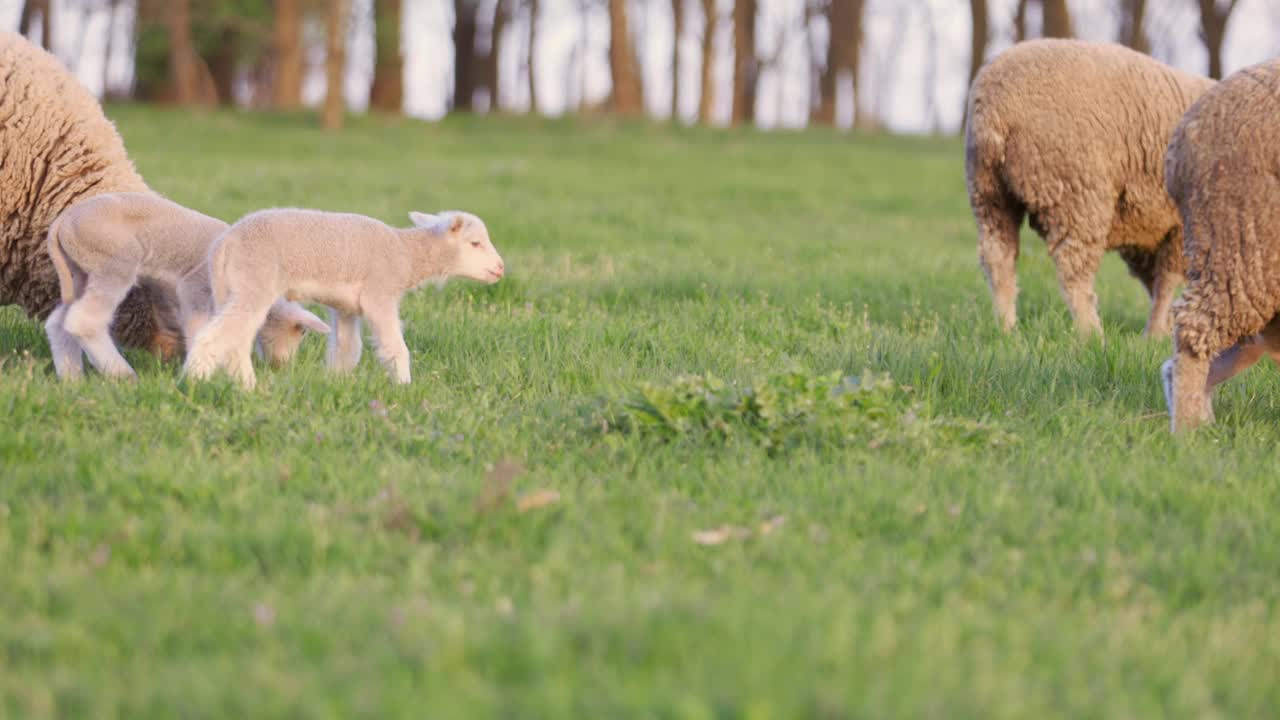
{"left": 3, "top": 107, "right": 1280, "bottom": 718}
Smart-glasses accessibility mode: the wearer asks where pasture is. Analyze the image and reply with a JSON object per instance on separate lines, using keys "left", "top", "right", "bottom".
{"left": 3, "top": 107, "right": 1279, "bottom": 718}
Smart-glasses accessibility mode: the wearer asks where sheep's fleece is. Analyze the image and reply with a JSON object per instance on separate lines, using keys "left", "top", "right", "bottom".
{"left": 965, "top": 39, "right": 1214, "bottom": 337}
{"left": 0, "top": 31, "right": 180, "bottom": 356}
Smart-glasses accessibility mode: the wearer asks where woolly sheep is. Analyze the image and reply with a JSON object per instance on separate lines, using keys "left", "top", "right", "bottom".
{"left": 0, "top": 31, "right": 183, "bottom": 357}
{"left": 184, "top": 209, "right": 505, "bottom": 389}
{"left": 965, "top": 39, "right": 1215, "bottom": 338}
{"left": 1161, "top": 59, "right": 1280, "bottom": 432}
{"left": 45, "top": 192, "right": 330, "bottom": 381}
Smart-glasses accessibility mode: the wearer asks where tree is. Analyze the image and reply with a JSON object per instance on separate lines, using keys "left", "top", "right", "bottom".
{"left": 1118, "top": 0, "right": 1149, "bottom": 53}
{"left": 962, "top": 0, "right": 987, "bottom": 123}
{"left": 322, "top": 0, "right": 350, "bottom": 130}
{"left": 526, "top": 0, "right": 539, "bottom": 112}
{"left": 272, "top": 0, "right": 305, "bottom": 109}
{"left": 730, "top": 0, "right": 757, "bottom": 125}
{"left": 1013, "top": 0, "right": 1072, "bottom": 42}
{"left": 166, "top": 0, "right": 215, "bottom": 105}
{"left": 19, "top": 0, "right": 53, "bottom": 52}
{"left": 370, "top": 0, "right": 403, "bottom": 113}
{"left": 671, "top": 0, "right": 684, "bottom": 120}
{"left": 479, "top": 0, "right": 509, "bottom": 111}
{"left": 812, "top": 0, "right": 864, "bottom": 128}
{"left": 697, "top": 0, "right": 716, "bottom": 124}
{"left": 608, "top": 0, "right": 643, "bottom": 114}
{"left": 452, "top": 0, "right": 478, "bottom": 110}
{"left": 1197, "top": 0, "right": 1240, "bottom": 79}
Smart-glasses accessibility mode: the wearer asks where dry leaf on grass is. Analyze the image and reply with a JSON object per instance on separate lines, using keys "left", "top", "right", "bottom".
{"left": 757, "top": 515, "right": 786, "bottom": 535}
{"left": 694, "top": 516, "right": 787, "bottom": 545}
{"left": 517, "top": 489, "right": 560, "bottom": 512}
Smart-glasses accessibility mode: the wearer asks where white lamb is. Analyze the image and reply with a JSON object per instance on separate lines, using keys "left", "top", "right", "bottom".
{"left": 183, "top": 208, "right": 505, "bottom": 389}
{"left": 44, "top": 192, "right": 330, "bottom": 381}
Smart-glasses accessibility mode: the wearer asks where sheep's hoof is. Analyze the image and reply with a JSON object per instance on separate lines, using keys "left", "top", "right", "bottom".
{"left": 1160, "top": 359, "right": 1176, "bottom": 417}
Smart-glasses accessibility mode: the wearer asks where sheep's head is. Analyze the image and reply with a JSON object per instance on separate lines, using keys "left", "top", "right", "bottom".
{"left": 256, "top": 301, "right": 331, "bottom": 368}
{"left": 410, "top": 210, "right": 505, "bottom": 284}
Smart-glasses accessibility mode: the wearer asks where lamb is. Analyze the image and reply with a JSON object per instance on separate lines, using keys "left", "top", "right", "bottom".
{"left": 184, "top": 209, "right": 505, "bottom": 389}
{"left": 1160, "top": 59, "right": 1280, "bottom": 432}
{"left": 44, "top": 192, "right": 330, "bottom": 381}
{"left": 0, "top": 31, "right": 183, "bottom": 358}
{"left": 965, "top": 39, "right": 1215, "bottom": 338}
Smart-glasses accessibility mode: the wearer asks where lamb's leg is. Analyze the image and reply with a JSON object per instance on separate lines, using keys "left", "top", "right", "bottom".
{"left": 325, "top": 309, "right": 363, "bottom": 372}
{"left": 45, "top": 303, "right": 84, "bottom": 380}
{"left": 363, "top": 302, "right": 411, "bottom": 384}
{"left": 975, "top": 200, "right": 1024, "bottom": 333}
{"left": 63, "top": 274, "right": 138, "bottom": 380}
{"left": 1143, "top": 243, "right": 1183, "bottom": 339}
{"left": 184, "top": 298, "right": 262, "bottom": 385}
{"left": 1051, "top": 240, "right": 1106, "bottom": 339}
{"left": 223, "top": 304, "right": 272, "bottom": 390}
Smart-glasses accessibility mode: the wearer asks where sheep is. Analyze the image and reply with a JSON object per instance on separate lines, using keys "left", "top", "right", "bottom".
{"left": 45, "top": 192, "right": 331, "bottom": 381}
{"left": 183, "top": 209, "right": 505, "bottom": 389}
{"left": 0, "top": 31, "right": 184, "bottom": 358}
{"left": 965, "top": 39, "right": 1215, "bottom": 338}
{"left": 1161, "top": 59, "right": 1280, "bottom": 432}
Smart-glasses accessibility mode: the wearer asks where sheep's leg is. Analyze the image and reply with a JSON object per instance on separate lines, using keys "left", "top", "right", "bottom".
{"left": 1143, "top": 242, "right": 1183, "bottom": 339}
{"left": 1163, "top": 350, "right": 1214, "bottom": 432}
{"left": 63, "top": 274, "right": 138, "bottom": 380}
{"left": 363, "top": 303, "right": 411, "bottom": 384}
{"left": 325, "top": 309, "right": 363, "bottom": 372}
{"left": 45, "top": 303, "right": 84, "bottom": 380}
{"left": 1051, "top": 240, "right": 1105, "bottom": 339}
{"left": 223, "top": 304, "right": 272, "bottom": 390}
{"left": 975, "top": 201, "right": 1024, "bottom": 333}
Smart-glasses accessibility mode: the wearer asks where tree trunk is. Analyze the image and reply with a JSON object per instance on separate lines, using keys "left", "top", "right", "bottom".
{"left": 1041, "top": 0, "right": 1073, "bottom": 38}
{"left": 452, "top": 0, "right": 478, "bottom": 111}
{"left": 671, "top": 0, "right": 683, "bottom": 119}
{"left": 482, "top": 0, "right": 508, "bottom": 111}
{"left": 371, "top": 0, "right": 404, "bottom": 113}
{"left": 167, "top": 0, "right": 208, "bottom": 105}
{"left": 102, "top": 0, "right": 121, "bottom": 97}
{"left": 811, "top": 0, "right": 863, "bottom": 128}
{"left": 1198, "top": 0, "right": 1240, "bottom": 80}
{"left": 20, "top": 0, "right": 54, "bottom": 52}
{"left": 1013, "top": 0, "right": 1027, "bottom": 42}
{"left": 209, "top": 27, "right": 240, "bottom": 106}
{"left": 697, "top": 0, "right": 716, "bottom": 124}
{"left": 525, "top": 0, "right": 538, "bottom": 112}
{"left": 322, "top": 0, "right": 350, "bottom": 131}
{"left": 609, "top": 0, "right": 643, "bottom": 115}
{"left": 273, "top": 0, "right": 305, "bottom": 109}
{"left": 962, "top": 0, "right": 988, "bottom": 125}
{"left": 1119, "top": 0, "right": 1149, "bottom": 53}
{"left": 730, "top": 0, "right": 757, "bottom": 125}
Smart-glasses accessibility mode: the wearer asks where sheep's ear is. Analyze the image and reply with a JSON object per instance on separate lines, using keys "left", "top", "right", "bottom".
{"left": 280, "top": 303, "right": 331, "bottom": 334}
{"left": 449, "top": 214, "right": 465, "bottom": 234}
{"left": 409, "top": 211, "right": 438, "bottom": 228}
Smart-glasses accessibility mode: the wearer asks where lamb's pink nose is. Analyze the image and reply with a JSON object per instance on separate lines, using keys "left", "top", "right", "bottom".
{"left": 491, "top": 263, "right": 505, "bottom": 278}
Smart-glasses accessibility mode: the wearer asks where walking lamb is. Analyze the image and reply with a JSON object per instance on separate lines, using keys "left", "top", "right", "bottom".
{"left": 45, "top": 192, "right": 330, "bottom": 381}
{"left": 184, "top": 209, "right": 505, "bottom": 389}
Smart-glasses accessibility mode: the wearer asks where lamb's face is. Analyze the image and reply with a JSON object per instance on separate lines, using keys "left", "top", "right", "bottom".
{"left": 411, "top": 210, "right": 505, "bottom": 284}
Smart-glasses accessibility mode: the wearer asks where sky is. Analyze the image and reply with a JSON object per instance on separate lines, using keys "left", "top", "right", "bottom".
{"left": 3, "top": 0, "right": 1277, "bottom": 134}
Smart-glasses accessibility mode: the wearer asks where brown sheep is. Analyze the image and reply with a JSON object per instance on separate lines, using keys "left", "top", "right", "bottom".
{"left": 0, "top": 31, "right": 182, "bottom": 359}
{"left": 1162, "top": 59, "right": 1280, "bottom": 432}
{"left": 965, "top": 39, "right": 1214, "bottom": 338}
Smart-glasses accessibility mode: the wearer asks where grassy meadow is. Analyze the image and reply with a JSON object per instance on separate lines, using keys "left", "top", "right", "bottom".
{"left": 3, "top": 107, "right": 1280, "bottom": 718}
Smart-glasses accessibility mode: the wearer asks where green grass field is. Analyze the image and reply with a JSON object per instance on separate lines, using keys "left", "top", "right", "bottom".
{"left": 3, "top": 107, "right": 1280, "bottom": 718}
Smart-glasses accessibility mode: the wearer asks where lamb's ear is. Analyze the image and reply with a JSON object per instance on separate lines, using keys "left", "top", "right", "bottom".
{"left": 280, "top": 303, "right": 331, "bottom": 334}
{"left": 449, "top": 214, "right": 465, "bottom": 234}
{"left": 409, "top": 211, "right": 438, "bottom": 228}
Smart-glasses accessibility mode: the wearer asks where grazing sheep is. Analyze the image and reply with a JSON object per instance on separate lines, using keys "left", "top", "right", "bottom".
{"left": 45, "top": 192, "right": 330, "bottom": 381}
{"left": 0, "top": 31, "right": 183, "bottom": 357}
{"left": 1161, "top": 59, "right": 1280, "bottom": 432}
{"left": 965, "top": 39, "right": 1215, "bottom": 338}
{"left": 184, "top": 209, "right": 505, "bottom": 389}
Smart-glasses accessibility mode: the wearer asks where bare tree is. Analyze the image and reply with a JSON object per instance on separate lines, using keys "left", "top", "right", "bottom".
{"left": 1118, "top": 0, "right": 1149, "bottom": 53}
{"left": 453, "top": 0, "right": 479, "bottom": 110}
{"left": 1012, "top": 0, "right": 1072, "bottom": 41}
{"left": 479, "top": 0, "right": 509, "bottom": 111}
{"left": 812, "top": 0, "right": 864, "bottom": 128}
{"left": 322, "top": 0, "right": 350, "bottom": 130}
{"left": 371, "top": 0, "right": 403, "bottom": 113}
{"left": 19, "top": 0, "right": 53, "bottom": 52}
{"left": 731, "top": 0, "right": 757, "bottom": 125}
{"left": 526, "top": 0, "right": 539, "bottom": 112}
{"left": 671, "top": 0, "right": 684, "bottom": 119}
{"left": 102, "top": 0, "right": 122, "bottom": 97}
{"left": 1013, "top": 0, "right": 1027, "bottom": 41}
{"left": 609, "top": 0, "right": 644, "bottom": 114}
{"left": 166, "top": 0, "right": 214, "bottom": 105}
{"left": 1197, "top": 0, "right": 1240, "bottom": 79}
{"left": 698, "top": 0, "right": 716, "bottom": 124}
{"left": 962, "top": 0, "right": 987, "bottom": 124}
{"left": 273, "top": 0, "right": 305, "bottom": 109}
